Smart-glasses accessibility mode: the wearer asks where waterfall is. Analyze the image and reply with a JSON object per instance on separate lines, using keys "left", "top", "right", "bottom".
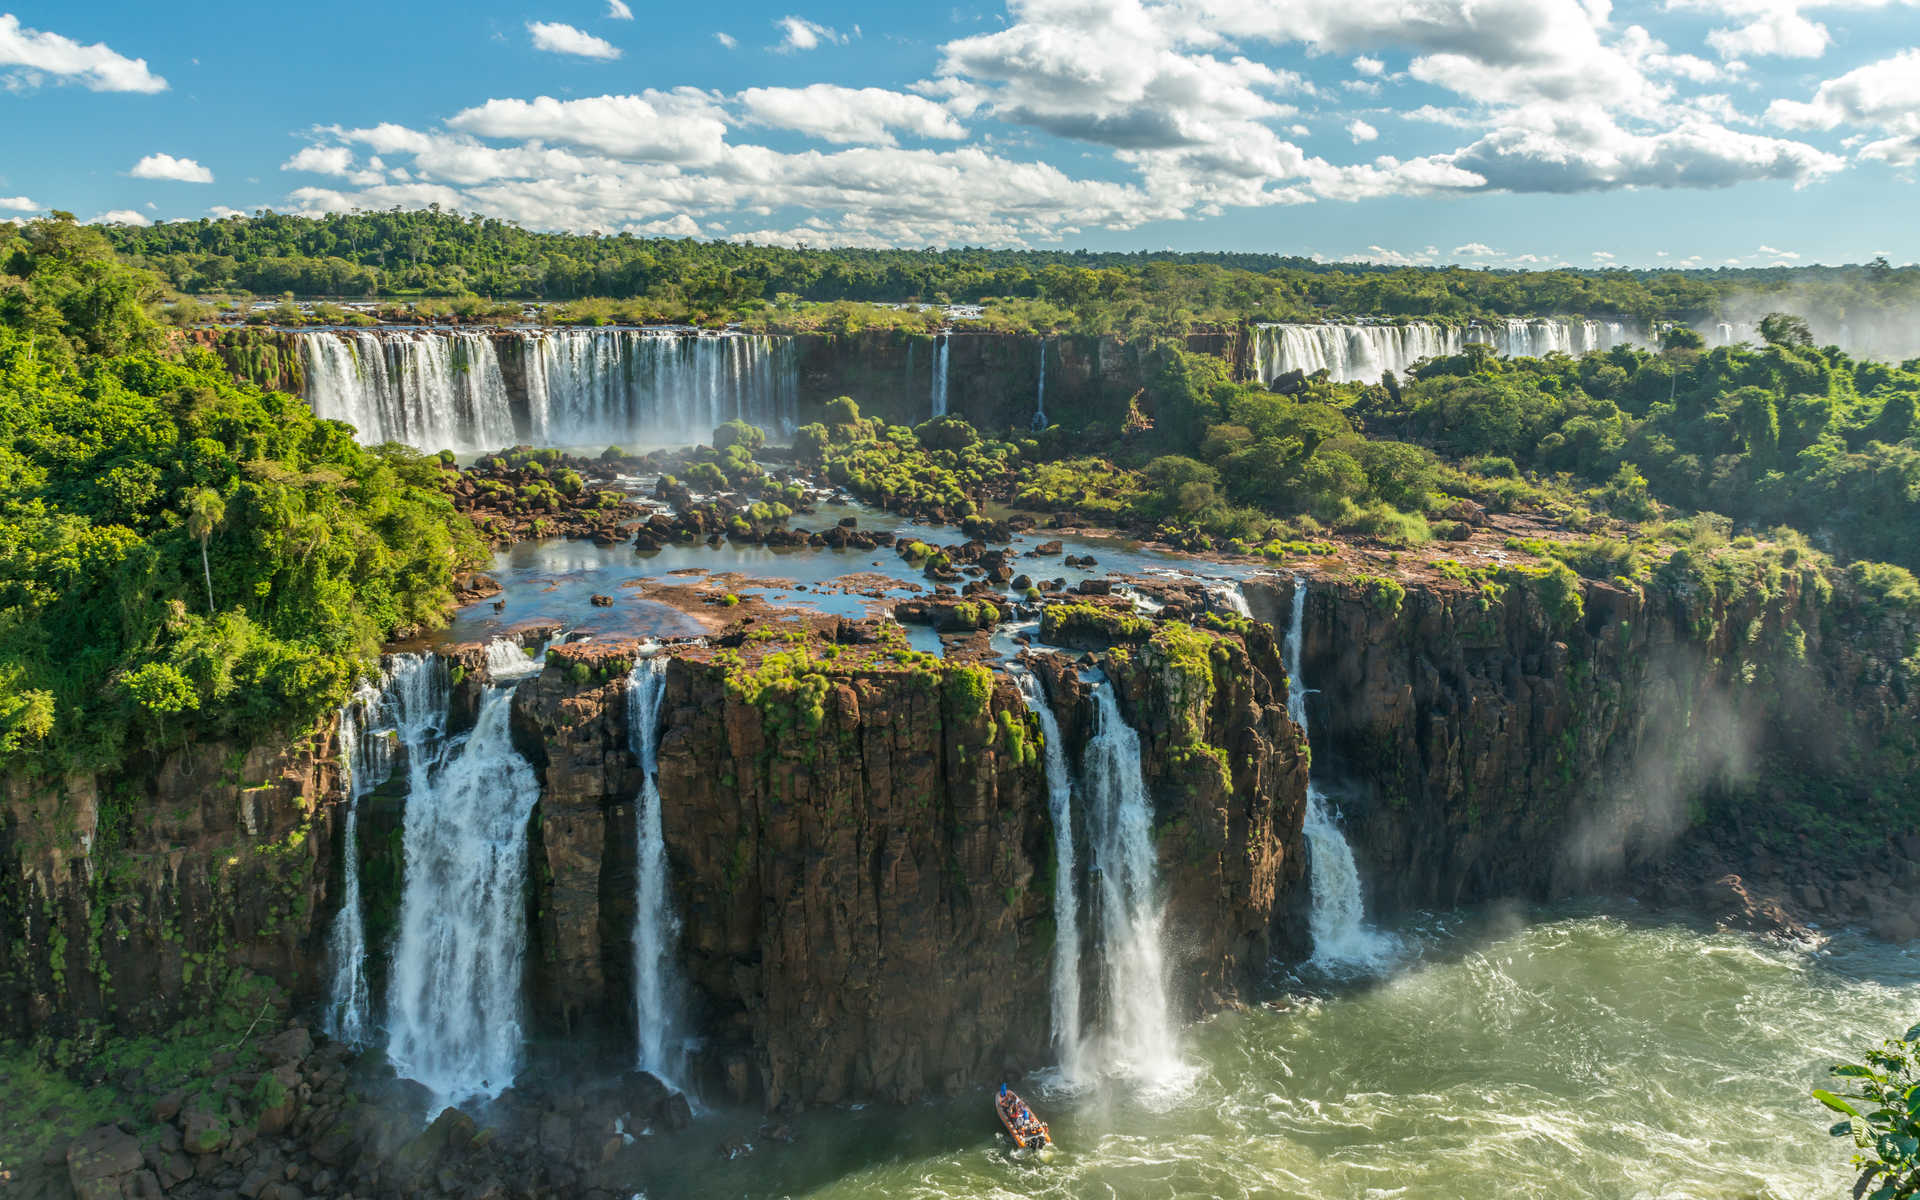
{"left": 520, "top": 329, "right": 796, "bottom": 446}
{"left": 1082, "top": 681, "right": 1182, "bottom": 1083}
{"left": 298, "top": 329, "right": 516, "bottom": 453}
{"left": 931, "top": 334, "right": 949, "bottom": 418}
{"left": 1033, "top": 337, "right": 1049, "bottom": 430}
{"left": 300, "top": 328, "right": 797, "bottom": 453}
{"left": 385, "top": 678, "right": 542, "bottom": 1108}
{"left": 1282, "top": 578, "right": 1396, "bottom": 972}
{"left": 323, "top": 653, "right": 446, "bottom": 1047}
{"left": 627, "top": 655, "right": 690, "bottom": 1086}
{"left": 485, "top": 636, "right": 543, "bottom": 680}
{"left": 1249, "top": 320, "right": 1645, "bottom": 385}
{"left": 1209, "top": 582, "right": 1252, "bottom": 619}
{"left": 1015, "top": 670, "right": 1082, "bottom": 1078}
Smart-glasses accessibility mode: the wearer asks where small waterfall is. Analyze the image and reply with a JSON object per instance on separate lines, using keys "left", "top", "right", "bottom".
{"left": 323, "top": 653, "right": 445, "bottom": 1046}
{"left": 1015, "top": 670, "right": 1082, "bottom": 1078}
{"left": 1282, "top": 578, "right": 1396, "bottom": 972}
{"left": 627, "top": 655, "right": 690, "bottom": 1086}
{"left": 385, "top": 677, "right": 542, "bottom": 1108}
{"left": 1082, "top": 681, "right": 1182, "bottom": 1083}
{"left": 1032, "top": 337, "right": 1049, "bottom": 430}
{"left": 1209, "top": 582, "right": 1252, "bottom": 619}
{"left": 485, "top": 636, "right": 543, "bottom": 681}
{"left": 931, "top": 334, "right": 949, "bottom": 418}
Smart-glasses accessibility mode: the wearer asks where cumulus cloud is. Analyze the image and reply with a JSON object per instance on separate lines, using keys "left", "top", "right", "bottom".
{"left": 715, "top": 32, "right": 737, "bottom": 49}
{"left": 130, "top": 153, "right": 213, "bottom": 183}
{"left": 280, "top": 145, "right": 385, "bottom": 185}
{"left": 0, "top": 195, "right": 37, "bottom": 211}
{"left": 86, "top": 209, "right": 151, "bottom": 226}
{"left": 739, "top": 85, "right": 967, "bottom": 145}
{"left": 526, "top": 21, "right": 621, "bottom": 60}
{"left": 1352, "top": 55, "right": 1385, "bottom": 76}
{"left": 607, "top": 0, "right": 633, "bottom": 17}
{"left": 775, "top": 16, "right": 847, "bottom": 52}
{"left": 1665, "top": 0, "right": 1920, "bottom": 60}
{"left": 1768, "top": 48, "right": 1920, "bottom": 163}
{"left": 445, "top": 92, "right": 728, "bottom": 163}
{"left": 0, "top": 13, "right": 166, "bottom": 92}
{"left": 1348, "top": 118, "right": 1379, "bottom": 143}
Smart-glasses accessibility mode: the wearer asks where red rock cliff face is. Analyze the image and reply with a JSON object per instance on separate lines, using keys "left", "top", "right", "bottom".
{"left": 1245, "top": 566, "right": 1919, "bottom": 916}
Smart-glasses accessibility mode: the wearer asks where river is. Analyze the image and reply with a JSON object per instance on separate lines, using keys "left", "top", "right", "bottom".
{"left": 621, "top": 904, "right": 1917, "bottom": 1199}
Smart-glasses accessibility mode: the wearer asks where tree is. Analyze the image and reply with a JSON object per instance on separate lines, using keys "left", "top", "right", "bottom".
{"left": 1815, "top": 1022, "right": 1920, "bottom": 1200}
{"left": 1759, "top": 312, "right": 1814, "bottom": 350}
{"left": 1661, "top": 325, "right": 1706, "bottom": 351}
{"left": 186, "top": 488, "right": 225, "bottom": 614}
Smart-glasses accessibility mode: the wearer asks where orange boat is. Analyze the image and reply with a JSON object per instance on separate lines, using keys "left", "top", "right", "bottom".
{"left": 995, "top": 1084, "right": 1052, "bottom": 1152}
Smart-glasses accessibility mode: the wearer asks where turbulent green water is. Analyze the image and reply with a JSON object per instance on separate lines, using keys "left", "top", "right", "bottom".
{"left": 631, "top": 906, "right": 1919, "bottom": 1199}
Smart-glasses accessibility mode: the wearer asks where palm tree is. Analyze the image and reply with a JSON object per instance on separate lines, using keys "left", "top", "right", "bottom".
{"left": 187, "top": 488, "right": 225, "bottom": 614}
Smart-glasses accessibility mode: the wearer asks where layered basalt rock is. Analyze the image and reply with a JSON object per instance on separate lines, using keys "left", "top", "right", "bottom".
{"left": 1247, "top": 563, "right": 1920, "bottom": 926}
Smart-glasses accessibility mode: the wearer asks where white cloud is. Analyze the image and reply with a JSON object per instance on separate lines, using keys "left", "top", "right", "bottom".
{"left": 1767, "top": 48, "right": 1920, "bottom": 162}
{"left": 1756, "top": 243, "right": 1801, "bottom": 257}
{"left": 1347, "top": 118, "right": 1379, "bottom": 143}
{"left": 1593, "top": 250, "right": 1616, "bottom": 260}
{"left": 526, "top": 21, "right": 621, "bottom": 60}
{"left": 445, "top": 92, "right": 729, "bottom": 163}
{"left": 715, "top": 32, "right": 738, "bottom": 49}
{"left": 1664, "top": 0, "right": 1920, "bottom": 61}
{"left": 280, "top": 145, "right": 385, "bottom": 185}
{"left": 740, "top": 85, "right": 967, "bottom": 145}
{"left": 1352, "top": 55, "right": 1385, "bottom": 76}
{"left": 0, "top": 195, "right": 37, "bottom": 211}
{"left": 607, "top": 0, "right": 634, "bottom": 18}
{"left": 0, "top": 13, "right": 166, "bottom": 92}
{"left": 130, "top": 152, "right": 213, "bottom": 183}
{"left": 86, "top": 209, "right": 151, "bottom": 226}
{"left": 775, "top": 16, "right": 847, "bottom": 52}
{"left": 1453, "top": 242, "right": 1499, "bottom": 257}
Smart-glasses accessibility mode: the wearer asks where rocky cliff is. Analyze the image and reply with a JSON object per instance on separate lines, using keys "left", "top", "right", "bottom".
{"left": 1247, "top": 556, "right": 1920, "bottom": 929}
{"left": 507, "top": 614, "right": 1307, "bottom": 1110}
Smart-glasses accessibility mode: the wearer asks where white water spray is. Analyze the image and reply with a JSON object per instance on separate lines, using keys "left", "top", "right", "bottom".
{"left": 1282, "top": 578, "right": 1396, "bottom": 972}
{"left": 385, "top": 679, "right": 542, "bottom": 1108}
{"left": 627, "top": 655, "right": 691, "bottom": 1086}
{"left": 1015, "top": 671, "right": 1082, "bottom": 1079}
{"left": 1081, "top": 681, "right": 1183, "bottom": 1084}
{"left": 931, "top": 334, "right": 950, "bottom": 418}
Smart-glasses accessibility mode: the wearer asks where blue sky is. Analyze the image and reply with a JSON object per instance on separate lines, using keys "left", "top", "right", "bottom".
{"left": 1, "top": 1, "right": 1915, "bottom": 266}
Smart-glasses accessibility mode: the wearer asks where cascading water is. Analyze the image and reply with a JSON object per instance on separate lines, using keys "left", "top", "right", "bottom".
{"left": 384, "top": 673, "right": 542, "bottom": 1108}
{"left": 520, "top": 329, "right": 797, "bottom": 446}
{"left": 300, "top": 328, "right": 797, "bottom": 453}
{"left": 1032, "top": 337, "right": 1049, "bottom": 430}
{"left": 931, "top": 334, "right": 950, "bottom": 418}
{"left": 1282, "top": 578, "right": 1396, "bottom": 972}
{"left": 627, "top": 655, "right": 690, "bottom": 1087}
{"left": 1081, "top": 680, "right": 1183, "bottom": 1084}
{"left": 323, "top": 653, "right": 446, "bottom": 1047}
{"left": 299, "top": 329, "right": 517, "bottom": 453}
{"left": 1248, "top": 320, "right": 1643, "bottom": 385}
{"left": 1014, "top": 670, "right": 1082, "bottom": 1078}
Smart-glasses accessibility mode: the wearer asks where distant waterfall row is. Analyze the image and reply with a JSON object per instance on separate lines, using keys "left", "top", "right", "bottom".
{"left": 323, "top": 641, "right": 690, "bottom": 1110}
{"left": 1249, "top": 319, "right": 1644, "bottom": 385}
{"left": 299, "top": 328, "right": 799, "bottom": 453}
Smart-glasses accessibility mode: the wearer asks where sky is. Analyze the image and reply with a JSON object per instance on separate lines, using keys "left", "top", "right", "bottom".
{"left": 0, "top": 0, "right": 1915, "bottom": 267}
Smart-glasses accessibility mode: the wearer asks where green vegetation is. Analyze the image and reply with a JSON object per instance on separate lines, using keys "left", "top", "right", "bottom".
{"left": 1815, "top": 1022, "right": 1920, "bottom": 1200}
{"left": 0, "top": 216, "right": 485, "bottom": 773}
{"left": 100, "top": 209, "right": 1920, "bottom": 338}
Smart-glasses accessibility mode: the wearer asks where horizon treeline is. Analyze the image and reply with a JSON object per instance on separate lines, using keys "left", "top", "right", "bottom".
{"left": 93, "top": 208, "right": 1920, "bottom": 334}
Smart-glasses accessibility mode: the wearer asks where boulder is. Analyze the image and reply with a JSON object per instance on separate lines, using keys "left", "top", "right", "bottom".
{"left": 66, "top": 1125, "right": 144, "bottom": 1200}
{"left": 181, "top": 1107, "right": 231, "bottom": 1156}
